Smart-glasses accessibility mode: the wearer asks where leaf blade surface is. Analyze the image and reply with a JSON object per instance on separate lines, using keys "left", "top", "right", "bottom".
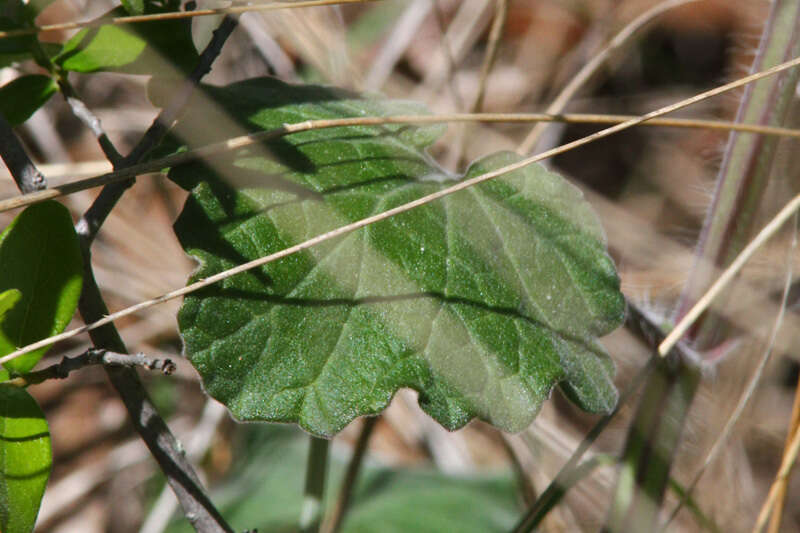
{"left": 0, "top": 386, "right": 51, "bottom": 533}
{"left": 170, "top": 78, "right": 624, "bottom": 436}
{"left": 0, "top": 201, "right": 83, "bottom": 374}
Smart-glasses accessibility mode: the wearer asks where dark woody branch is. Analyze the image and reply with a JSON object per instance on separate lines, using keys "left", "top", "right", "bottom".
{"left": 0, "top": 114, "right": 46, "bottom": 193}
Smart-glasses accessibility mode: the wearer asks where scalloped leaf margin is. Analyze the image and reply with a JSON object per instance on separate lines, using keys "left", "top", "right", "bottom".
{"left": 168, "top": 78, "right": 625, "bottom": 437}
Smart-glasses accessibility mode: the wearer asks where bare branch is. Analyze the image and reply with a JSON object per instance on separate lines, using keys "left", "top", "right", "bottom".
{"left": 58, "top": 79, "right": 124, "bottom": 165}
{"left": 0, "top": 114, "right": 46, "bottom": 193}
{"left": 77, "top": 261, "right": 233, "bottom": 533}
{"left": 64, "top": 12, "right": 241, "bottom": 533}
{"left": 75, "top": 14, "right": 239, "bottom": 246}
{"left": 5, "top": 348, "right": 175, "bottom": 387}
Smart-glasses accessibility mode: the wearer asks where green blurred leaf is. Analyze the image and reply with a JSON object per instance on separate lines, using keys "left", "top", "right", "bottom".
{"left": 169, "top": 78, "right": 624, "bottom": 437}
{"left": 342, "top": 470, "right": 518, "bottom": 533}
{"left": 0, "top": 386, "right": 51, "bottom": 533}
{"left": 0, "top": 42, "right": 61, "bottom": 70}
{"left": 0, "top": 289, "right": 21, "bottom": 322}
{"left": 164, "top": 424, "right": 518, "bottom": 533}
{"left": 120, "top": 0, "right": 146, "bottom": 15}
{"left": 0, "top": 1, "right": 59, "bottom": 66}
{"left": 0, "top": 16, "right": 35, "bottom": 56}
{"left": 0, "top": 75, "right": 57, "bottom": 125}
{"left": 55, "top": 3, "right": 198, "bottom": 74}
{"left": 0, "top": 201, "right": 83, "bottom": 374}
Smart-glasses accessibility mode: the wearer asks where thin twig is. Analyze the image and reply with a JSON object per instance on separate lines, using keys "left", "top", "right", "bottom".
{"left": 322, "top": 417, "right": 378, "bottom": 533}
{"left": 301, "top": 437, "right": 331, "bottom": 533}
{"left": 499, "top": 434, "right": 537, "bottom": 506}
{"left": 0, "top": 0, "right": 380, "bottom": 39}
{"left": 4, "top": 111, "right": 800, "bottom": 214}
{"left": 454, "top": 0, "right": 507, "bottom": 164}
{"left": 57, "top": 77, "right": 124, "bottom": 165}
{"left": 67, "top": 13, "right": 240, "bottom": 533}
{"left": 431, "top": 0, "right": 466, "bottom": 111}
{"left": 124, "top": 15, "right": 239, "bottom": 166}
{"left": 5, "top": 52, "right": 800, "bottom": 363}
{"left": 662, "top": 211, "right": 798, "bottom": 529}
{"left": 3, "top": 348, "right": 176, "bottom": 387}
{"left": 659, "top": 194, "right": 800, "bottom": 356}
{"left": 517, "top": 0, "right": 701, "bottom": 154}
{"left": 75, "top": 14, "right": 239, "bottom": 246}
{"left": 77, "top": 262, "right": 233, "bottom": 532}
{"left": 140, "top": 400, "right": 229, "bottom": 533}
{"left": 470, "top": 0, "right": 507, "bottom": 114}
{"left": 0, "top": 114, "right": 46, "bottom": 193}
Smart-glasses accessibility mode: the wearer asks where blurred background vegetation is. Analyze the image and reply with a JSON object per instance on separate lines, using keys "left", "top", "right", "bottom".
{"left": 2, "top": 0, "right": 798, "bottom": 531}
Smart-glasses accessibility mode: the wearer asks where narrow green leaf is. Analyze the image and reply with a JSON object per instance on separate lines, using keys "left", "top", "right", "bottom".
{"left": 0, "top": 386, "right": 51, "bottom": 533}
{"left": 0, "top": 201, "right": 83, "bottom": 374}
{"left": 55, "top": 3, "right": 198, "bottom": 74}
{"left": 0, "top": 75, "right": 57, "bottom": 126}
{"left": 169, "top": 78, "right": 624, "bottom": 437}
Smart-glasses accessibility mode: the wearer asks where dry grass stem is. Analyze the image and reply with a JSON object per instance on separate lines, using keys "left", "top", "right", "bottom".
{"left": 753, "top": 419, "right": 800, "bottom": 531}
{"left": 517, "top": 0, "right": 702, "bottom": 154}
{"left": 0, "top": 0, "right": 381, "bottom": 40}
{"left": 4, "top": 113, "right": 800, "bottom": 214}
{"left": 663, "top": 212, "right": 797, "bottom": 527}
{"left": 5, "top": 52, "right": 800, "bottom": 366}
{"left": 659, "top": 194, "right": 800, "bottom": 357}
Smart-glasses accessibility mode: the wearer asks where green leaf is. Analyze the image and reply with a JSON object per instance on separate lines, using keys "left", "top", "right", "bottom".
{"left": 55, "top": 3, "right": 198, "bottom": 74}
{"left": 0, "top": 16, "right": 35, "bottom": 57}
{"left": 0, "top": 289, "right": 22, "bottom": 323}
{"left": 341, "top": 470, "right": 517, "bottom": 533}
{"left": 0, "top": 2, "right": 60, "bottom": 67}
{"left": 0, "top": 386, "right": 51, "bottom": 533}
{"left": 169, "top": 78, "right": 624, "bottom": 437}
{"left": 0, "top": 201, "right": 83, "bottom": 374}
{"left": 120, "top": 0, "right": 146, "bottom": 15}
{"left": 164, "top": 424, "right": 518, "bottom": 533}
{"left": 0, "top": 75, "right": 57, "bottom": 125}
{"left": 0, "top": 290, "right": 21, "bottom": 383}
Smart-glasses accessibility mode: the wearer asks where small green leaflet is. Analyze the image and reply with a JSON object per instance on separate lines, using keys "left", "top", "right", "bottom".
{"left": 55, "top": 1, "right": 198, "bottom": 75}
{"left": 167, "top": 78, "right": 625, "bottom": 437}
{"left": 0, "top": 201, "right": 83, "bottom": 375}
{"left": 0, "top": 290, "right": 21, "bottom": 383}
{"left": 0, "top": 386, "right": 51, "bottom": 533}
{"left": 0, "top": 75, "right": 58, "bottom": 126}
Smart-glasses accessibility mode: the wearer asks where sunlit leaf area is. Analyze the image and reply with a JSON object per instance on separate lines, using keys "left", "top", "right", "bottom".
{"left": 0, "top": 1, "right": 798, "bottom": 532}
